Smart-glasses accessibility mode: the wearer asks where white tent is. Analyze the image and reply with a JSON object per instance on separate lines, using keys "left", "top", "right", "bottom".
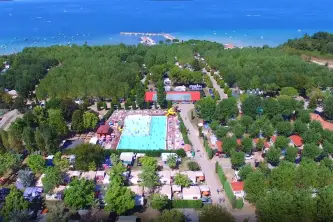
{"left": 182, "top": 186, "right": 201, "bottom": 200}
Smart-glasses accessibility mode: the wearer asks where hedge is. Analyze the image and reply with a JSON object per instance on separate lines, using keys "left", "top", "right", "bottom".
{"left": 177, "top": 113, "right": 191, "bottom": 145}
{"left": 172, "top": 200, "right": 202, "bottom": 208}
{"left": 203, "top": 136, "right": 213, "bottom": 159}
{"left": 102, "top": 108, "right": 114, "bottom": 120}
{"left": 215, "top": 162, "right": 243, "bottom": 209}
{"left": 104, "top": 149, "right": 185, "bottom": 158}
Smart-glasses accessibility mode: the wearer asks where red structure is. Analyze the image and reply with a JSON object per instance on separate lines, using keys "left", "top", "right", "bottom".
{"left": 96, "top": 124, "right": 111, "bottom": 138}
{"left": 145, "top": 91, "right": 200, "bottom": 102}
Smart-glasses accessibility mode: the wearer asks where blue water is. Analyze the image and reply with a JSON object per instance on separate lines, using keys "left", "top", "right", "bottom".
{"left": 118, "top": 116, "right": 167, "bottom": 150}
{"left": 1, "top": 0, "right": 333, "bottom": 54}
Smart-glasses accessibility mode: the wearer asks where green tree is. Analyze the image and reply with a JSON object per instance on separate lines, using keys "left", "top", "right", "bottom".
{"left": 216, "top": 127, "right": 229, "bottom": 139}
{"left": 316, "top": 185, "right": 333, "bottom": 222}
{"left": 241, "top": 96, "right": 262, "bottom": 118}
{"left": 324, "top": 96, "right": 333, "bottom": 120}
{"left": 244, "top": 171, "right": 267, "bottom": 203}
{"left": 275, "top": 136, "right": 289, "bottom": 150}
{"left": 285, "top": 146, "right": 298, "bottom": 162}
{"left": 150, "top": 194, "right": 169, "bottom": 210}
{"left": 323, "top": 140, "right": 333, "bottom": 155}
{"left": 293, "top": 119, "right": 308, "bottom": 134}
{"left": 262, "top": 98, "right": 281, "bottom": 119}
{"left": 174, "top": 173, "right": 191, "bottom": 187}
{"left": 27, "top": 154, "right": 45, "bottom": 173}
{"left": 310, "top": 120, "right": 323, "bottom": 134}
{"left": 157, "top": 80, "right": 167, "bottom": 108}
{"left": 46, "top": 202, "right": 69, "bottom": 222}
{"left": 269, "top": 162, "right": 296, "bottom": 192}
{"left": 271, "top": 114, "right": 284, "bottom": 126}
{"left": 109, "top": 162, "right": 126, "bottom": 184}
{"left": 317, "top": 165, "right": 333, "bottom": 188}
{"left": 34, "top": 125, "right": 59, "bottom": 154}
{"left": 238, "top": 164, "right": 253, "bottom": 181}
{"left": 187, "top": 161, "right": 200, "bottom": 171}
{"left": 241, "top": 137, "right": 253, "bottom": 154}
{"left": 53, "top": 152, "right": 69, "bottom": 172}
{"left": 240, "top": 115, "right": 254, "bottom": 132}
{"left": 48, "top": 109, "right": 68, "bottom": 136}
{"left": 256, "top": 138, "right": 265, "bottom": 151}
{"left": 302, "top": 143, "right": 321, "bottom": 160}
{"left": 88, "top": 161, "right": 96, "bottom": 171}
{"left": 136, "top": 82, "right": 146, "bottom": 109}
{"left": 110, "top": 153, "right": 120, "bottom": 165}
{"left": 266, "top": 148, "right": 281, "bottom": 166}
{"left": 166, "top": 154, "right": 177, "bottom": 169}
{"left": 298, "top": 110, "right": 311, "bottom": 123}
{"left": 60, "top": 98, "right": 79, "bottom": 121}
{"left": 195, "top": 97, "right": 216, "bottom": 122}
{"left": 42, "top": 167, "right": 63, "bottom": 194}
{"left": 222, "top": 136, "right": 237, "bottom": 155}
{"left": 139, "top": 165, "right": 160, "bottom": 191}
{"left": 0, "top": 187, "right": 29, "bottom": 221}
{"left": 199, "top": 204, "right": 236, "bottom": 222}
{"left": 230, "top": 151, "right": 245, "bottom": 169}
{"left": 140, "top": 156, "right": 158, "bottom": 169}
{"left": 71, "top": 109, "right": 84, "bottom": 132}
{"left": 157, "top": 209, "right": 185, "bottom": 222}
{"left": 8, "top": 118, "right": 26, "bottom": 152}
{"left": 280, "top": 87, "right": 298, "bottom": 97}
{"left": 22, "top": 127, "right": 36, "bottom": 152}
{"left": 214, "top": 97, "right": 238, "bottom": 122}
{"left": 64, "top": 178, "right": 95, "bottom": 210}
{"left": 0, "top": 153, "right": 20, "bottom": 176}
{"left": 83, "top": 111, "right": 99, "bottom": 130}
{"left": 295, "top": 160, "right": 318, "bottom": 189}
{"left": 104, "top": 181, "right": 135, "bottom": 215}
{"left": 0, "top": 130, "right": 10, "bottom": 151}
{"left": 70, "top": 144, "right": 104, "bottom": 171}
{"left": 276, "top": 121, "right": 292, "bottom": 136}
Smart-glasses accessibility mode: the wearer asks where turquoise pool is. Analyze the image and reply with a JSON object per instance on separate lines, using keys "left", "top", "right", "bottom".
{"left": 117, "top": 115, "right": 167, "bottom": 150}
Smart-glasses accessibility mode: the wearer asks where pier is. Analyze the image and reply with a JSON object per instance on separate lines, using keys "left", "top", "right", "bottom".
{"left": 140, "top": 36, "right": 156, "bottom": 46}
{"left": 120, "top": 32, "right": 176, "bottom": 41}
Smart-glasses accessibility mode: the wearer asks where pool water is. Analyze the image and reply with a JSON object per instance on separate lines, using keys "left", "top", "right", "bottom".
{"left": 117, "top": 116, "right": 167, "bottom": 150}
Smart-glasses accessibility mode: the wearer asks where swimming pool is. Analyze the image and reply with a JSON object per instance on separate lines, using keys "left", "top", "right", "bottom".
{"left": 117, "top": 115, "right": 167, "bottom": 150}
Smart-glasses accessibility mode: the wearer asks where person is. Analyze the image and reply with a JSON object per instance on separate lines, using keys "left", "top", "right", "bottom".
{"left": 217, "top": 188, "right": 219, "bottom": 194}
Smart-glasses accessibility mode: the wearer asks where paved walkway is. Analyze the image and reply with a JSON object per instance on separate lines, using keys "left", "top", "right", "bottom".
{"left": 207, "top": 71, "right": 228, "bottom": 100}
{"left": 178, "top": 104, "right": 256, "bottom": 222}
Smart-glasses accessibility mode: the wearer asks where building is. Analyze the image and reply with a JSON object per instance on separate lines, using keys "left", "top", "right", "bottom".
{"left": 231, "top": 181, "right": 245, "bottom": 199}
{"left": 65, "top": 171, "right": 81, "bottom": 183}
{"left": 159, "top": 185, "right": 172, "bottom": 199}
{"left": 23, "top": 187, "right": 43, "bottom": 201}
{"left": 182, "top": 186, "right": 201, "bottom": 200}
{"left": 80, "top": 171, "right": 96, "bottom": 181}
{"left": 129, "top": 186, "right": 144, "bottom": 206}
{"left": 35, "top": 174, "right": 45, "bottom": 187}
{"left": 189, "top": 84, "right": 203, "bottom": 91}
{"left": 161, "top": 153, "right": 179, "bottom": 162}
{"left": 96, "top": 124, "right": 112, "bottom": 138}
{"left": 181, "top": 171, "right": 197, "bottom": 184}
{"left": 199, "top": 185, "right": 210, "bottom": 197}
{"left": 120, "top": 152, "right": 135, "bottom": 165}
{"left": 46, "top": 186, "right": 66, "bottom": 201}
{"left": 289, "top": 135, "right": 304, "bottom": 148}
{"left": 145, "top": 91, "right": 200, "bottom": 103}
{"left": 96, "top": 171, "right": 106, "bottom": 184}
{"left": 311, "top": 113, "right": 333, "bottom": 131}
{"left": 174, "top": 85, "right": 186, "bottom": 92}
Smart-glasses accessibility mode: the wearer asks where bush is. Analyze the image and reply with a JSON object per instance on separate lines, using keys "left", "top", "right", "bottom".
{"left": 216, "top": 162, "right": 227, "bottom": 183}
{"left": 104, "top": 149, "right": 178, "bottom": 158}
{"left": 235, "top": 198, "right": 244, "bottom": 209}
{"left": 102, "top": 108, "right": 114, "bottom": 121}
{"left": 223, "top": 180, "right": 235, "bottom": 205}
{"left": 172, "top": 200, "right": 202, "bottom": 208}
{"left": 187, "top": 161, "right": 200, "bottom": 171}
{"left": 178, "top": 113, "right": 191, "bottom": 145}
{"left": 176, "top": 149, "right": 186, "bottom": 158}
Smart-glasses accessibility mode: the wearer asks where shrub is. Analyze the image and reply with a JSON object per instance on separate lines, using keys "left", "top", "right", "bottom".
{"left": 235, "top": 198, "right": 244, "bottom": 209}
{"left": 223, "top": 180, "right": 235, "bottom": 205}
{"left": 104, "top": 149, "right": 178, "bottom": 158}
{"left": 187, "top": 161, "right": 200, "bottom": 171}
{"left": 176, "top": 149, "right": 186, "bottom": 158}
{"left": 172, "top": 200, "right": 202, "bottom": 208}
{"left": 102, "top": 108, "right": 114, "bottom": 121}
{"left": 216, "top": 162, "right": 227, "bottom": 183}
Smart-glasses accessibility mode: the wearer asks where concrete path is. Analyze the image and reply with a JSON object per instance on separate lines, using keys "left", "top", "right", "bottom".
{"left": 178, "top": 104, "right": 256, "bottom": 222}
{"left": 207, "top": 72, "right": 228, "bottom": 100}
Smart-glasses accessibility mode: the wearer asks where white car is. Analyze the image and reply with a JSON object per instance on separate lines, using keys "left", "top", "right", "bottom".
{"left": 245, "top": 154, "right": 254, "bottom": 160}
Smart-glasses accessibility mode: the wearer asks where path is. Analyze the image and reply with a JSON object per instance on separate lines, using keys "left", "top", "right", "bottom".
{"left": 206, "top": 71, "right": 228, "bottom": 100}
{"left": 178, "top": 104, "right": 256, "bottom": 222}
{"left": 0, "top": 109, "right": 23, "bottom": 130}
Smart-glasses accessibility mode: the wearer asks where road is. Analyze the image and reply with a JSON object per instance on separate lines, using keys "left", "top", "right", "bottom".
{"left": 0, "top": 109, "right": 23, "bottom": 130}
{"left": 206, "top": 71, "right": 228, "bottom": 100}
{"left": 178, "top": 104, "right": 256, "bottom": 222}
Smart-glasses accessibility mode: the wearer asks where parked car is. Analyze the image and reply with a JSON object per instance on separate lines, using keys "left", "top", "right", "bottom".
{"left": 245, "top": 154, "right": 253, "bottom": 160}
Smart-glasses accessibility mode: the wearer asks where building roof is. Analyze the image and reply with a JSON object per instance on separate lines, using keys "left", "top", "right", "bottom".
{"left": 129, "top": 185, "right": 143, "bottom": 195}
{"left": 80, "top": 171, "right": 96, "bottom": 180}
{"left": 216, "top": 140, "right": 222, "bottom": 152}
{"left": 311, "top": 113, "right": 333, "bottom": 131}
{"left": 271, "top": 136, "right": 277, "bottom": 143}
{"left": 182, "top": 186, "right": 201, "bottom": 196}
{"left": 158, "top": 171, "right": 171, "bottom": 184}
{"left": 231, "top": 181, "right": 244, "bottom": 191}
{"left": 97, "top": 124, "right": 110, "bottom": 134}
{"left": 96, "top": 171, "right": 105, "bottom": 177}
{"left": 199, "top": 185, "right": 210, "bottom": 192}
{"left": 120, "top": 152, "right": 135, "bottom": 162}
{"left": 237, "top": 139, "right": 242, "bottom": 146}
{"left": 195, "top": 171, "right": 204, "bottom": 177}
{"left": 172, "top": 184, "right": 182, "bottom": 192}
{"left": 161, "top": 153, "right": 177, "bottom": 162}
{"left": 289, "top": 135, "right": 303, "bottom": 147}
{"left": 159, "top": 185, "right": 172, "bottom": 198}
{"left": 145, "top": 91, "right": 201, "bottom": 102}
{"left": 67, "top": 171, "right": 81, "bottom": 178}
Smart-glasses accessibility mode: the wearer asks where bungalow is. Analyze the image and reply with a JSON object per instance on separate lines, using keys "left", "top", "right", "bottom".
{"left": 96, "top": 171, "right": 106, "bottom": 184}
{"left": 145, "top": 91, "right": 200, "bottom": 103}
{"left": 46, "top": 185, "right": 66, "bottom": 201}
{"left": 170, "top": 170, "right": 180, "bottom": 179}
{"left": 80, "top": 171, "right": 96, "bottom": 181}
{"left": 182, "top": 186, "right": 201, "bottom": 200}
{"left": 103, "top": 174, "right": 110, "bottom": 185}
{"left": 289, "top": 135, "right": 304, "bottom": 148}
{"left": 172, "top": 184, "right": 182, "bottom": 193}
{"left": 181, "top": 171, "right": 197, "bottom": 184}
{"left": 96, "top": 124, "right": 112, "bottom": 138}
{"left": 159, "top": 185, "right": 172, "bottom": 199}
{"left": 66, "top": 171, "right": 81, "bottom": 183}
{"left": 231, "top": 181, "right": 245, "bottom": 199}
{"left": 161, "top": 153, "right": 178, "bottom": 162}
{"left": 120, "top": 152, "right": 135, "bottom": 165}
{"left": 199, "top": 185, "right": 210, "bottom": 197}
{"left": 158, "top": 171, "right": 172, "bottom": 185}
{"left": 195, "top": 171, "right": 205, "bottom": 182}
{"left": 129, "top": 186, "right": 144, "bottom": 206}
{"left": 46, "top": 155, "right": 54, "bottom": 167}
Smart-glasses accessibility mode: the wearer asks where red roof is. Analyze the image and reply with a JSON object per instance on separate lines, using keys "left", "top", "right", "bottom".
{"left": 271, "top": 136, "right": 277, "bottom": 143}
{"left": 231, "top": 181, "right": 244, "bottom": 191}
{"left": 264, "top": 142, "right": 270, "bottom": 148}
{"left": 237, "top": 139, "right": 242, "bottom": 146}
{"left": 216, "top": 140, "right": 222, "bottom": 152}
{"left": 289, "top": 135, "right": 303, "bottom": 147}
{"left": 310, "top": 113, "right": 333, "bottom": 131}
{"left": 145, "top": 91, "right": 201, "bottom": 102}
{"left": 97, "top": 125, "right": 110, "bottom": 134}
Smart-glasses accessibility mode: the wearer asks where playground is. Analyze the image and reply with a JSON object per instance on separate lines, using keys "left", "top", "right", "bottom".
{"left": 107, "top": 108, "right": 184, "bottom": 150}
